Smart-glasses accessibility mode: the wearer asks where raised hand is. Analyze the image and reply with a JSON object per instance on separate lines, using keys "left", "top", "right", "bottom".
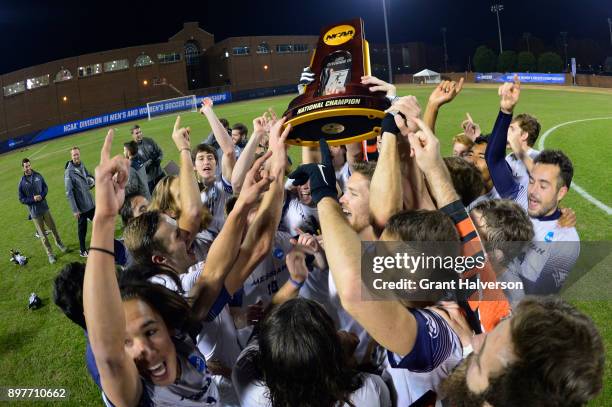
{"left": 386, "top": 96, "right": 422, "bottom": 135}
{"left": 361, "top": 75, "right": 396, "bottom": 97}
{"left": 263, "top": 108, "right": 278, "bottom": 132}
{"left": 236, "top": 151, "right": 275, "bottom": 208}
{"left": 253, "top": 115, "right": 266, "bottom": 134}
{"left": 289, "top": 228, "right": 322, "bottom": 255}
{"left": 199, "top": 97, "right": 213, "bottom": 114}
{"left": 461, "top": 113, "right": 481, "bottom": 141}
{"left": 285, "top": 249, "right": 309, "bottom": 283}
{"left": 171, "top": 115, "right": 191, "bottom": 151}
{"left": 288, "top": 139, "right": 337, "bottom": 204}
{"left": 499, "top": 74, "right": 521, "bottom": 114}
{"left": 94, "top": 129, "right": 130, "bottom": 218}
{"left": 428, "top": 78, "right": 464, "bottom": 107}
{"left": 268, "top": 117, "right": 291, "bottom": 172}
{"left": 406, "top": 117, "right": 443, "bottom": 175}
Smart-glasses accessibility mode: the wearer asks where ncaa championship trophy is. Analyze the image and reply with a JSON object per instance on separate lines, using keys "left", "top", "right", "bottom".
{"left": 283, "top": 18, "right": 390, "bottom": 146}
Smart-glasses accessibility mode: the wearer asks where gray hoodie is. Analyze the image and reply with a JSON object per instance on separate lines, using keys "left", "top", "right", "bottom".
{"left": 64, "top": 160, "right": 95, "bottom": 213}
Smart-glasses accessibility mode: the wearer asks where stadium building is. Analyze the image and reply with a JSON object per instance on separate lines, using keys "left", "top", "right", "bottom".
{"left": 0, "top": 22, "right": 317, "bottom": 149}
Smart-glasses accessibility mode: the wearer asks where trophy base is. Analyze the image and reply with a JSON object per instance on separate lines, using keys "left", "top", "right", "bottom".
{"left": 285, "top": 107, "right": 384, "bottom": 146}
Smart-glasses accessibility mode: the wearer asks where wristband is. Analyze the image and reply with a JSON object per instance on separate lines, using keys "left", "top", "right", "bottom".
{"left": 381, "top": 113, "right": 400, "bottom": 135}
{"left": 89, "top": 247, "right": 115, "bottom": 257}
{"left": 289, "top": 276, "right": 305, "bottom": 289}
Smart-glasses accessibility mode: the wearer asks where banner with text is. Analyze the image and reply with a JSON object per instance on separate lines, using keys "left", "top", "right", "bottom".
{"left": 475, "top": 72, "right": 566, "bottom": 84}
{"left": 0, "top": 91, "right": 232, "bottom": 154}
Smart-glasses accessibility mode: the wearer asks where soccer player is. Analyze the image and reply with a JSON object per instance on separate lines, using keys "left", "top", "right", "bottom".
{"left": 452, "top": 133, "right": 474, "bottom": 158}
{"left": 130, "top": 124, "right": 164, "bottom": 192}
{"left": 231, "top": 298, "right": 391, "bottom": 406}
{"left": 83, "top": 130, "right": 221, "bottom": 406}
{"left": 19, "top": 158, "right": 66, "bottom": 263}
{"left": 197, "top": 98, "right": 237, "bottom": 234}
{"left": 441, "top": 296, "right": 604, "bottom": 407}
{"left": 485, "top": 76, "right": 580, "bottom": 294}
{"left": 64, "top": 146, "right": 95, "bottom": 257}
{"left": 505, "top": 112, "right": 541, "bottom": 186}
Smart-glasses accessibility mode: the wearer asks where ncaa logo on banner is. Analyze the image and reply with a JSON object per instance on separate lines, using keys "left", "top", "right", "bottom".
{"left": 323, "top": 25, "right": 355, "bottom": 46}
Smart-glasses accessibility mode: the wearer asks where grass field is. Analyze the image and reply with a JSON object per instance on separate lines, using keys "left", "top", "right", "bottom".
{"left": 0, "top": 84, "right": 610, "bottom": 406}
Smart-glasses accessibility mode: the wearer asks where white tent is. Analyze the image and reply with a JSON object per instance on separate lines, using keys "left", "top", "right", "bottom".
{"left": 413, "top": 69, "right": 441, "bottom": 84}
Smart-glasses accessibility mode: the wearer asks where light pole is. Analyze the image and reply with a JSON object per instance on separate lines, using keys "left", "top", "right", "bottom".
{"left": 560, "top": 32, "right": 568, "bottom": 72}
{"left": 441, "top": 27, "right": 448, "bottom": 73}
{"left": 491, "top": 4, "right": 504, "bottom": 54}
{"left": 381, "top": 0, "right": 393, "bottom": 83}
{"left": 608, "top": 18, "right": 612, "bottom": 46}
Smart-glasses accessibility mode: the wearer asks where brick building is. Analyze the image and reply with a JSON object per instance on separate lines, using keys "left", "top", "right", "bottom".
{"left": 0, "top": 22, "right": 317, "bottom": 143}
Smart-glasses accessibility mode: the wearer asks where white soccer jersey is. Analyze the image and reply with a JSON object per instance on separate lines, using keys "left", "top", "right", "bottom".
{"left": 149, "top": 261, "right": 204, "bottom": 294}
{"left": 505, "top": 148, "right": 539, "bottom": 188}
{"left": 201, "top": 175, "right": 233, "bottom": 235}
{"left": 103, "top": 334, "right": 220, "bottom": 407}
{"left": 382, "top": 308, "right": 463, "bottom": 407}
{"left": 466, "top": 186, "right": 500, "bottom": 212}
{"left": 520, "top": 210, "right": 580, "bottom": 294}
{"left": 230, "top": 231, "right": 293, "bottom": 321}
{"left": 231, "top": 341, "right": 391, "bottom": 407}
{"left": 280, "top": 197, "right": 320, "bottom": 236}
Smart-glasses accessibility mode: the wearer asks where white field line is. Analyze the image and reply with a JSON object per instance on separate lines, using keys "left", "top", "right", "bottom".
{"left": 28, "top": 143, "right": 50, "bottom": 159}
{"left": 538, "top": 117, "right": 612, "bottom": 215}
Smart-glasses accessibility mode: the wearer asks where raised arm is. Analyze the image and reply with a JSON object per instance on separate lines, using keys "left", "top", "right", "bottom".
{"left": 290, "top": 139, "right": 418, "bottom": 356}
{"left": 485, "top": 75, "right": 521, "bottom": 199}
{"left": 369, "top": 131, "right": 401, "bottom": 230}
{"left": 223, "top": 119, "right": 291, "bottom": 294}
{"left": 271, "top": 248, "right": 310, "bottom": 305}
{"left": 423, "top": 78, "right": 464, "bottom": 132}
{"left": 171, "top": 116, "right": 202, "bottom": 245}
{"left": 406, "top": 117, "right": 459, "bottom": 209}
{"left": 83, "top": 130, "right": 141, "bottom": 407}
{"left": 231, "top": 115, "right": 266, "bottom": 193}
{"left": 200, "top": 98, "right": 236, "bottom": 180}
{"left": 190, "top": 152, "right": 275, "bottom": 320}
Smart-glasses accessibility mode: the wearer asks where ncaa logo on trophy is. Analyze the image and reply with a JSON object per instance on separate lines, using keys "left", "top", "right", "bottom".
{"left": 283, "top": 18, "right": 391, "bottom": 146}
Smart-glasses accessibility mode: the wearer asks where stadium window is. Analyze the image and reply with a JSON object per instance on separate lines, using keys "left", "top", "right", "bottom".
{"left": 134, "top": 54, "right": 154, "bottom": 67}
{"left": 232, "top": 46, "right": 250, "bottom": 56}
{"left": 157, "top": 52, "right": 181, "bottom": 64}
{"left": 256, "top": 43, "right": 270, "bottom": 54}
{"left": 54, "top": 69, "right": 73, "bottom": 82}
{"left": 293, "top": 44, "right": 309, "bottom": 53}
{"left": 276, "top": 44, "right": 293, "bottom": 53}
{"left": 78, "top": 63, "right": 102, "bottom": 78}
{"left": 104, "top": 59, "right": 129, "bottom": 73}
{"left": 3, "top": 81, "right": 25, "bottom": 97}
{"left": 26, "top": 74, "right": 50, "bottom": 90}
{"left": 184, "top": 42, "right": 200, "bottom": 65}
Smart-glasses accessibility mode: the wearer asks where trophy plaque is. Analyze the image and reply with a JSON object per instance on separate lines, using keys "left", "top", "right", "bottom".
{"left": 283, "top": 18, "right": 390, "bottom": 146}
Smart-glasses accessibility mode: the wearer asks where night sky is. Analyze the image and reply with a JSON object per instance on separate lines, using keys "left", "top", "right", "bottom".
{"left": 1, "top": 0, "right": 611, "bottom": 74}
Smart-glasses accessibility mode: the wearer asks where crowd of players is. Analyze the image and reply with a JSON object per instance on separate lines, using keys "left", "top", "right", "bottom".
{"left": 17, "top": 73, "right": 604, "bottom": 406}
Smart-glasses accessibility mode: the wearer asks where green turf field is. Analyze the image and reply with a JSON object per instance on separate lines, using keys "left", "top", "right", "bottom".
{"left": 0, "top": 84, "right": 610, "bottom": 405}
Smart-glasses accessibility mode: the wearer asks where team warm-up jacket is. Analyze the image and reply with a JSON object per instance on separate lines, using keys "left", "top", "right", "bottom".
{"left": 18, "top": 171, "right": 50, "bottom": 218}
{"left": 64, "top": 161, "right": 95, "bottom": 213}
{"left": 136, "top": 137, "right": 164, "bottom": 182}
